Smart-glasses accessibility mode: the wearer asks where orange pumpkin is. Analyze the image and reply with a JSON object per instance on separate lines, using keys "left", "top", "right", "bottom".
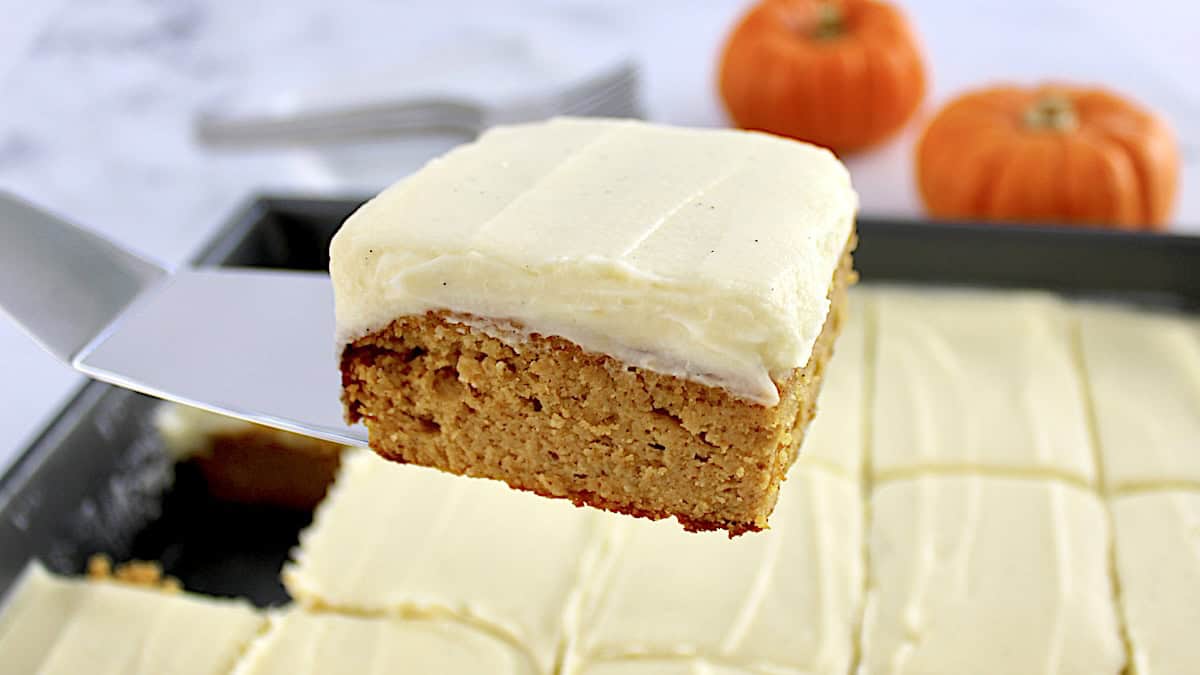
{"left": 916, "top": 84, "right": 1179, "bottom": 230}
{"left": 718, "top": 0, "right": 927, "bottom": 153}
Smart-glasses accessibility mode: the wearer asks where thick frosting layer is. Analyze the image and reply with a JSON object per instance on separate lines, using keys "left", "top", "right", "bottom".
{"left": 0, "top": 563, "right": 263, "bottom": 675}
{"left": 1111, "top": 491, "right": 1200, "bottom": 675}
{"left": 330, "top": 117, "right": 857, "bottom": 405}
{"left": 568, "top": 467, "right": 862, "bottom": 675}
{"left": 871, "top": 288, "right": 1096, "bottom": 483}
{"left": 232, "top": 611, "right": 534, "bottom": 675}
{"left": 284, "top": 450, "right": 607, "bottom": 674}
{"left": 1078, "top": 305, "right": 1200, "bottom": 490}
{"left": 860, "top": 476, "right": 1125, "bottom": 675}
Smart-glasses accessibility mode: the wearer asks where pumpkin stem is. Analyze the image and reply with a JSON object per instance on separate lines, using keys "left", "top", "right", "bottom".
{"left": 813, "top": 3, "right": 844, "bottom": 40}
{"left": 1024, "top": 93, "right": 1078, "bottom": 132}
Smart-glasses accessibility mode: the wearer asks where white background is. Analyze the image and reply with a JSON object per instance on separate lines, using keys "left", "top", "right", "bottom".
{"left": 1, "top": 0, "right": 1197, "bottom": 470}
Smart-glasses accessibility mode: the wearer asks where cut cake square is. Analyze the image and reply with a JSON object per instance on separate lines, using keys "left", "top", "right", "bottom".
{"left": 870, "top": 288, "right": 1097, "bottom": 484}
{"left": 331, "top": 117, "right": 858, "bottom": 533}
{"left": 284, "top": 449, "right": 607, "bottom": 674}
{"left": 565, "top": 466, "right": 862, "bottom": 674}
{"left": 1076, "top": 305, "right": 1200, "bottom": 490}
{"left": 0, "top": 562, "right": 263, "bottom": 675}
{"left": 1110, "top": 491, "right": 1200, "bottom": 675}
{"left": 860, "top": 475, "right": 1125, "bottom": 675}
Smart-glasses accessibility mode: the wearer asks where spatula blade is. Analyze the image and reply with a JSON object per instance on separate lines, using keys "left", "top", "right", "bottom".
{"left": 75, "top": 268, "right": 367, "bottom": 446}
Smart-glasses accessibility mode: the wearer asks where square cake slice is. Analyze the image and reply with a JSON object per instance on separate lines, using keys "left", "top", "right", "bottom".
{"left": 331, "top": 117, "right": 858, "bottom": 534}
{"left": 1110, "top": 491, "right": 1200, "bottom": 675}
{"left": 284, "top": 449, "right": 608, "bottom": 674}
{"left": 565, "top": 466, "right": 862, "bottom": 675}
{"left": 870, "top": 288, "right": 1097, "bottom": 484}
{"left": 1077, "top": 305, "right": 1200, "bottom": 491}
{"left": 860, "top": 475, "right": 1125, "bottom": 675}
{"left": 0, "top": 562, "right": 263, "bottom": 675}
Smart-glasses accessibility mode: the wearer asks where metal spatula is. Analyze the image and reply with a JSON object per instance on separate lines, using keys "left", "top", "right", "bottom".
{"left": 0, "top": 192, "right": 367, "bottom": 446}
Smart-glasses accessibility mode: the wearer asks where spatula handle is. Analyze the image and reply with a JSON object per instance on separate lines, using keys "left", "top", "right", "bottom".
{"left": 0, "top": 191, "right": 165, "bottom": 362}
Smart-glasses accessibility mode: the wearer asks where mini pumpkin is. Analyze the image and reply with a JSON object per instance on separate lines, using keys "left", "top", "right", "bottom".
{"left": 719, "top": 0, "right": 927, "bottom": 153}
{"left": 916, "top": 84, "right": 1179, "bottom": 230}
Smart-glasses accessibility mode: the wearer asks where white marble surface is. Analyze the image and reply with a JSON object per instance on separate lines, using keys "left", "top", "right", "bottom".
{"left": 1, "top": 0, "right": 1197, "bottom": 471}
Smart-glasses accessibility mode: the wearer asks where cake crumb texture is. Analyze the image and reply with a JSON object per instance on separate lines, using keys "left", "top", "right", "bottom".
{"left": 86, "top": 554, "right": 182, "bottom": 592}
{"left": 340, "top": 245, "right": 854, "bottom": 534}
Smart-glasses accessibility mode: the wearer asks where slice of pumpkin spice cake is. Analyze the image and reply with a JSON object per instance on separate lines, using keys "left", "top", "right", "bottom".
{"left": 331, "top": 117, "right": 858, "bottom": 534}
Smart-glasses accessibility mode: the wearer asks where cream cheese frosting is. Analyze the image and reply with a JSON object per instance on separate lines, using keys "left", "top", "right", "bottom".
{"left": 284, "top": 449, "right": 607, "bottom": 674}
{"left": 577, "top": 659, "right": 762, "bottom": 675}
{"left": 871, "top": 288, "right": 1097, "bottom": 484}
{"left": 232, "top": 611, "right": 535, "bottom": 675}
{"left": 0, "top": 562, "right": 263, "bottom": 675}
{"left": 1077, "top": 305, "right": 1200, "bottom": 490}
{"left": 329, "top": 117, "right": 857, "bottom": 405}
{"left": 860, "top": 475, "right": 1125, "bottom": 675}
{"left": 567, "top": 467, "right": 862, "bottom": 675}
{"left": 1110, "top": 491, "right": 1200, "bottom": 675}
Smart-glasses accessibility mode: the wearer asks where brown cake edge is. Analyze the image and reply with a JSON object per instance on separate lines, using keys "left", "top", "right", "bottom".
{"left": 341, "top": 233, "right": 856, "bottom": 535}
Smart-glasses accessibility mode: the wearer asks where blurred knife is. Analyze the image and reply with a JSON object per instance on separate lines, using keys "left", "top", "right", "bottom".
{"left": 0, "top": 192, "right": 367, "bottom": 446}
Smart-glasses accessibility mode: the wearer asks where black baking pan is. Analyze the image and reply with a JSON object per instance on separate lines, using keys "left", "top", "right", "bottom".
{"left": 2, "top": 195, "right": 1198, "bottom": 604}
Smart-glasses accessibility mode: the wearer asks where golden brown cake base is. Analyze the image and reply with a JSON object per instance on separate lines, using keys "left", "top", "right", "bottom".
{"left": 190, "top": 429, "right": 345, "bottom": 510}
{"left": 340, "top": 239, "right": 855, "bottom": 535}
